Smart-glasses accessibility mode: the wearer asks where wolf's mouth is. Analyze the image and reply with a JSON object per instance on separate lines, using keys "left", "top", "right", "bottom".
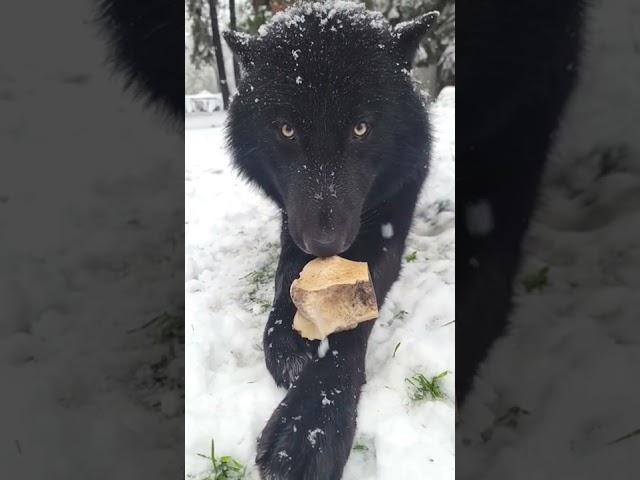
{"left": 301, "top": 233, "right": 350, "bottom": 258}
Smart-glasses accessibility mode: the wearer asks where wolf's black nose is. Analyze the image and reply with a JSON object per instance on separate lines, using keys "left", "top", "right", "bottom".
{"left": 304, "top": 234, "right": 346, "bottom": 257}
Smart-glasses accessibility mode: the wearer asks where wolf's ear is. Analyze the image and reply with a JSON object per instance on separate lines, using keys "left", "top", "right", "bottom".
{"left": 394, "top": 11, "right": 439, "bottom": 65}
{"left": 222, "top": 30, "right": 257, "bottom": 67}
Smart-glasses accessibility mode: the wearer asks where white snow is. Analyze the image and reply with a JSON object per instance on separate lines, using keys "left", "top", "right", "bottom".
{"left": 307, "top": 428, "right": 325, "bottom": 447}
{"left": 0, "top": 2, "right": 183, "bottom": 478}
{"left": 185, "top": 88, "right": 455, "bottom": 479}
{"left": 457, "top": 1, "right": 640, "bottom": 478}
{"left": 465, "top": 200, "right": 493, "bottom": 237}
{"left": 318, "top": 337, "right": 330, "bottom": 358}
{"left": 381, "top": 222, "right": 394, "bottom": 239}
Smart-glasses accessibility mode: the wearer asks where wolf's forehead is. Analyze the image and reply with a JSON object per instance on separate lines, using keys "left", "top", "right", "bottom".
{"left": 257, "top": 3, "right": 395, "bottom": 55}
{"left": 252, "top": 14, "right": 398, "bottom": 88}
{"left": 239, "top": 4, "right": 405, "bottom": 113}
{"left": 244, "top": 58, "right": 392, "bottom": 116}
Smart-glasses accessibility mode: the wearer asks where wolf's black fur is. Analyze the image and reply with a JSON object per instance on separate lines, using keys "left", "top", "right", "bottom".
{"left": 224, "top": 4, "right": 437, "bottom": 479}
{"left": 456, "top": 1, "right": 586, "bottom": 403}
{"left": 97, "top": 0, "right": 183, "bottom": 118}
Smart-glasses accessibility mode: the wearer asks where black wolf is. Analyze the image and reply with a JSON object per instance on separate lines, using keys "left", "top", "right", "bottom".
{"left": 224, "top": 4, "right": 438, "bottom": 479}
{"left": 456, "top": 0, "right": 586, "bottom": 404}
{"left": 98, "top": 0, "right": 183, "bottom": 118}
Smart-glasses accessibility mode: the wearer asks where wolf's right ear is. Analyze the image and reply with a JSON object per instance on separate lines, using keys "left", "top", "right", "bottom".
{"left": 223, "top": 30, "right": 257, "bottom": 67}
{"left": 394, "top": 11, "right": 439, "bottom": 65}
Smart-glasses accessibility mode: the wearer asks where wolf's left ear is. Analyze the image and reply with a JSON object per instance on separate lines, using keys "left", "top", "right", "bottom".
{"left": 223, "top": 30, "right": 258, "bottom": 67}
{"left": 394, "top": 11, "right": 439, "bottom": 65}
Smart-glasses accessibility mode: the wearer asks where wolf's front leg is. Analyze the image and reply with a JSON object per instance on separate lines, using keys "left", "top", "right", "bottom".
{"left": 264, "top": 299, "right": 314, "bottom": 388}
{"left": 263, "top": 226, "right": 315, "bottom": 388}
{"left": 256, "top": 324, "right": 371, "bottom": 480}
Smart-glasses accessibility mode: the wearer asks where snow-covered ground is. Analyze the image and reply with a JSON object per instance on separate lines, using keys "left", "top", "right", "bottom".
{"left": 185, "top": 88, "right": 455, "bottom": 479}
{"left": 457, "top": 0, "right": 640, "bottom": 478}
{"left": 0, "top": 1, "right": 183, "bottom": 478}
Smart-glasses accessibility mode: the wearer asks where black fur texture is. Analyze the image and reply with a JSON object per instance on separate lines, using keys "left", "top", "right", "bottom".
{"left": 97, "top": 0, "right": 183, "bottom": 118}
{"left": 224, "top": 3, "right": 437, "bottom": 479}
{"left": 456, "top": 0, "right": 586, "bottom": 404}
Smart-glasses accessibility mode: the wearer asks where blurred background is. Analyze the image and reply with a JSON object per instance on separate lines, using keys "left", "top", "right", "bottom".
{"left": 185, "top": 0, "right": 454, "bottom": 113}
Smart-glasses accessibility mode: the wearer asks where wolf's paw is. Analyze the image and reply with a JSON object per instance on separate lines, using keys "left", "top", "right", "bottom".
{"left": 256, "top": 383, "right": 356, "bottom": 480}
{"left": 264, "top": 325, "right": 313, "bottom": 388}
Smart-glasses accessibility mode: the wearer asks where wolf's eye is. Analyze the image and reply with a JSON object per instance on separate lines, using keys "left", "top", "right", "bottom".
{"left": 353, "top": 122, "right": 369, "bottom": 138}
{"left": 280, "top": 124, "right": 295, "bottom": 139}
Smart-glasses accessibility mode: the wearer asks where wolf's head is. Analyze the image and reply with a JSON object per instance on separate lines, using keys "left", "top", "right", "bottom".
{"left": 225, "top": 3, "right": 436, "bottom": 257}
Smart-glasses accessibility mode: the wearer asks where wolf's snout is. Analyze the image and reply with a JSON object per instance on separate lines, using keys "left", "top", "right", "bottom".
{"left": 303, "top": 232, "right": 348, "bottom": 258}
{"left": 287, "top": 187, "right": 363, "bottom": 257}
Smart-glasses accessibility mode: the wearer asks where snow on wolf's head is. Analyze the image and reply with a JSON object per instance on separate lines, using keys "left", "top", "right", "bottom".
{"left": 224, "top": 2, "right": 437, "bottom": 257}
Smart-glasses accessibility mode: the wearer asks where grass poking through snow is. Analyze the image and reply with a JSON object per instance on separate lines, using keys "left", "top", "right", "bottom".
{"left": 353, "top": 443, "right": 369, "bottom": 452}
{"left": 155, "top": 311, "right": 185, "bottom": 343}
{"left": 197, "top": 439, "right": 246, "bottom": 480}
{"left": 406, "top": 371, "right": 449, "bottom": 402}
{"left": 393, "top": 310, "right": 408, "bottom": 320}
{"left": 607, "top": 427, "right": 640, "bottom": 446}
{"left": 243, "top": 249, "right": 277, "bottom": 314}
{"left": 521, "top": 266, "right": 549, "bottom": 293}
{"left": 404, "top": 250, "right": 418, "bottom": 262}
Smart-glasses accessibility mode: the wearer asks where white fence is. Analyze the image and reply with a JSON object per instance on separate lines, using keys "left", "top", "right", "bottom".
{"left": 185, "top": 91, "right": 224, "bottom": 114}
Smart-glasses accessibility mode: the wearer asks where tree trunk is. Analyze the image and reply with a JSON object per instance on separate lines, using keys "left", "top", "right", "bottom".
{"left": 229, "top": 0, "right": 242, "bottom": 88}
{"left": 207, "top": 0, "right": 230, "bottom": 109}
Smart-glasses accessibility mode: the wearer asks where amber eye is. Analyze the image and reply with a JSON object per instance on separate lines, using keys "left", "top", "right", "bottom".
{"left": 280, "top": 124, "right": 295, "bottom": 139}
{"left": 353, "top": 122, "right": 369, "bottom": 137}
